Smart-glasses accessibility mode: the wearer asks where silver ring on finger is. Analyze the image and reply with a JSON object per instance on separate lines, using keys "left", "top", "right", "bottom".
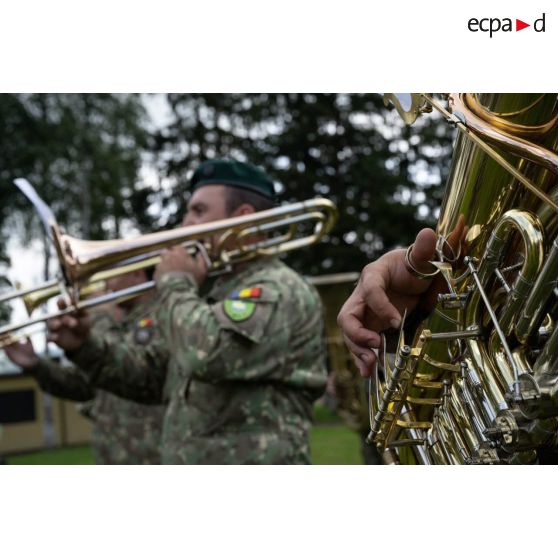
{"left": 404, "top": 244, "right": 439, "bottom": 280}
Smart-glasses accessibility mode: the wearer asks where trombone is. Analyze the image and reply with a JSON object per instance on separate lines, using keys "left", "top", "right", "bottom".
{"left": 0, "top": 178, "right": 338, "bottom": 346}
{"left": 0, "top": 245, "right": 208, "bottom": 315}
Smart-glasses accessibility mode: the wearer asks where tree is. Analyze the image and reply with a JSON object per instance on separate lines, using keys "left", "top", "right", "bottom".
{"left": 146, "top": 94, "right": 454, "bottom": 275}
{"left": 0, "top": 94, "right": 148, "bottom": 324}
{"left": 0, "top": 94, "right": 148, "bottom": 243}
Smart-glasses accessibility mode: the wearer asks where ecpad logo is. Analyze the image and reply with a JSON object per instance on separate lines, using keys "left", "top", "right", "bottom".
{"left": 468, "top": 13, "right": 546, "bottom": 37}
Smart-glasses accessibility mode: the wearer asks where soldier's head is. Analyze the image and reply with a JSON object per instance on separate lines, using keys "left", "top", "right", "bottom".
{"left": 182, "top": 160, "right": 276, "bottom": 227}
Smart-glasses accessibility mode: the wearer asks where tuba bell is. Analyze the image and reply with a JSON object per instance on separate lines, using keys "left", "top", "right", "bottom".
{"left": 369, "top": 93, "right": 558, "bottom": 464}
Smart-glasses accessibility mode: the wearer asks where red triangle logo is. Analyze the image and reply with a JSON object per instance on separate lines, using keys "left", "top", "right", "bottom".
{"left": 516, "top": 19, "right": 530, "bottom": 31}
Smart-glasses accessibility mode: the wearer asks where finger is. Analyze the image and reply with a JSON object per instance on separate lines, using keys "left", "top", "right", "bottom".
{"left": 337, "top": 309, "right": 381, "bottom": 348}
{"left": 411, "top": 228, "right": 437, "bottom": 267}
{"left": 47, "top": 318, "right": 62, "bottom": 331}
{"left": 355, "top": 359, "right": 370, "bottom": 378}
{"left": 351, "top": 352, "right": 376, "bottom": 378}
{"left": 56, "top": 315, "right": 75, "bottom": 329}
{"left": 75, "top": 306, "right": 89, "bottom": 319}
{"left": 54, "top": 314, "right": 84, "bottom": 332}
{"left": 343, "top": 334, "right": 378, "bottom": 361}
{"left": 360, "top": 281, "right": 403, "bottom": 331}
{"left": 4, "top": 338, "right": 23, "bottom": 349}
{"left": 357, "top": 261, "right": 406, "bottom": 329}
{"left": 5, "top": 338, "right": 35, "bottom": 353}
{"left": 3, "top": 347, "right": 18, "bottom": 364}
{"left": 56, "top": 297, "right": 68, "bottom": 310}
{"left": 342, "top": 334, "right": 379, "bottom": 380}
{"left": 63, "top": 316, "right": 79, "bottom": 329}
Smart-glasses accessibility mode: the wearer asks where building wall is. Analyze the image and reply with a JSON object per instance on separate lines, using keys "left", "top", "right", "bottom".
{"left": 0, "top": 372, "right": 92, "bottom": 455}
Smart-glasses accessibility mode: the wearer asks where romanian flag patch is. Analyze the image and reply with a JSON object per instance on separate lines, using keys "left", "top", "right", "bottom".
{"left": 224, "top": 287, "right": 263, "bottom": 321}
{"left": 229, "top": 287, "right": 262, "bottom": 300}
{"left": 138, "top": 318, "right": 153, "bottom": 328}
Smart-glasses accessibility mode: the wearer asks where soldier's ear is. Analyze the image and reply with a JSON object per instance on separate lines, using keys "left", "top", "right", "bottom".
{"left": 230, "top": 203, "right": 255, "bottom": 218}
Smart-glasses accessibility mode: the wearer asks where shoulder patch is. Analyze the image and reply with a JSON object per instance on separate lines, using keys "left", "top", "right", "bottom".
{"left": 134, "top": 317, "right": 155, "bottom": 345}
{"left": 212, "top": 286, "right": 279, "bottom": 342}
{"left": 223, "top": 299, "right": 256, "bottom": 321}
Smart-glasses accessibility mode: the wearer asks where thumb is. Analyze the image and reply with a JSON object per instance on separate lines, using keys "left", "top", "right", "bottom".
{"left": 408, "top": 228, "right": 437, "bottom": 275}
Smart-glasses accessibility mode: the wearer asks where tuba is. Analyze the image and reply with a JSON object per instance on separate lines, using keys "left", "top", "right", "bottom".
{"left": 369, "top": 93, "right": 558, "bottom": 464}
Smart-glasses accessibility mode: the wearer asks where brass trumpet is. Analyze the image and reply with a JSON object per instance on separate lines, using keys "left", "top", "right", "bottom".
{"left": 0, "top": 178, "right": 338, "bottom": 345}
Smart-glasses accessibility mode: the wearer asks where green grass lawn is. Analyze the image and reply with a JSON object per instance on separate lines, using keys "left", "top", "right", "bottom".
{"left": 310, "top": 424, "right": 363, "bottom": 464}
{"left": 5, "top": 403, "right": 364, "bottom": 465}
{"left": 7, "top": 445, "right": 95, "bottom": 465}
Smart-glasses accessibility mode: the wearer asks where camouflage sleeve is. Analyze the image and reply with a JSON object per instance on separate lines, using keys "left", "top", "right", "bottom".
{"left": 28, "top": 358, "right": 96, "bottom": 401}
{"left": 156, "top": 272, "right": 287, "bottom": 383}
{"left": 67, "top": 306, "right": 168, "bottom": 405}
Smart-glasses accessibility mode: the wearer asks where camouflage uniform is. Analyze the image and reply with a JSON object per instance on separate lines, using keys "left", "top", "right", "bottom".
{"left": 70, "top": 257, "right": 327, "bottom": 464}
{"left": 30, "top": 306, "right": 166, "bottom": 465}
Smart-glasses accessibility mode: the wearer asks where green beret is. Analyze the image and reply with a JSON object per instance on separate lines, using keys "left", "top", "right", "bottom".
{"left": 190, "top": 159, "right": 276, "bottom": 200}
